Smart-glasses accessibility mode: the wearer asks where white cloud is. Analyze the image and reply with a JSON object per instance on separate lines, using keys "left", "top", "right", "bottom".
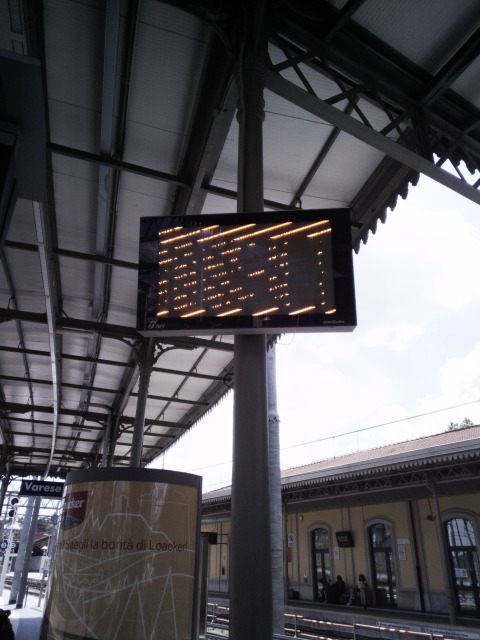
{"left": 439, "top": 342, "right": 480, "bottom": 399}
{"left": 361, "top": 322, "right": 424, "bottom": 351}
{"left": 353, "top": 187, "right": 480, "bottom": 357}
{"left": 276, "top": 339, "right": 394, "bottom": 444}
{"left": 277, "top": 331, "right": 355, "bottom": 366}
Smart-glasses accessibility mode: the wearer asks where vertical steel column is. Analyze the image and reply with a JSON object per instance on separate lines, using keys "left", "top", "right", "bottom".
{"left": 230, "top": 51, "right": 273, "bottom": 640}
{"left": 88, "top": 403, "right": 113, "bottom": 468}
{"left": 0, "top": 122, "right": 19, "bottom": 258}
{"left": 107, "top": 416, "right": 117, "bottom": 468}
{"left": 197, "top": 534, "right": 210, "bottom": 639}
{"left": 0, "top": 513, "right": 17, "bottom": 596}
{"left": 101, "top": 410, "right": 113, "bottom": 467}
{"left": 431, "top": 482, "right": 457, "bottom": 624}
{"left": 268, "top": 345, "right": 285, "bottom": 635}
{"left": 0, "top": 472, "right": 9, "bottom": 517}
{"left": 283, "top": 504, "right": 290, "bottom": 602}
{"left": 15, "top": 496, "right": 41, "bottom": 608}
{"left": 130, "top": 338, "right": 155, "bottom": 467}
{"left": 9, "top": 496, "right": 35, "bottom": 604}
{"left": 231, "top": 335, "right": 271, "bottom": 640}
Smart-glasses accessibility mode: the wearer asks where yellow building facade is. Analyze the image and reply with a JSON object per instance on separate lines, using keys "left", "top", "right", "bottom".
{"left": 202, "top": 426, "right": 480, "bottom": 621}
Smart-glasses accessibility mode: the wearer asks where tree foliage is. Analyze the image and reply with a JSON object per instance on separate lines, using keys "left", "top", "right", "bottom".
{"left": 447, "top": 417, "right": 474, "bottom": 431}
{"left": 36, "top": 514, "right": 56, "bottom": 535}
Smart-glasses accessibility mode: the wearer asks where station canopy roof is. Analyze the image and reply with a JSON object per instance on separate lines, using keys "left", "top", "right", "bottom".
{"left": 0, "top": 0, "right": 479, "bottom": 479}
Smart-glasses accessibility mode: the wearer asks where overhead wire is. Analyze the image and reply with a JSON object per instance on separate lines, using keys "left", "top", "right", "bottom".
{"left": 170, "top": 399, "right": 480, "bottom": 477}
{"left": 284, "top": 398, "right": 480, "bottom": 451}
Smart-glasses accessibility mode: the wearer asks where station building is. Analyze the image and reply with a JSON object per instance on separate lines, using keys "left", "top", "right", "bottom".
{"left": 202, "top": 425, "right": 480, "bottom": 620}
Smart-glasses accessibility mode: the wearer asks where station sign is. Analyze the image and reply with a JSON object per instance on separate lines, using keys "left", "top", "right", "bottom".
{"left": 19, "top": 480, "right": 64, "bottom": 498}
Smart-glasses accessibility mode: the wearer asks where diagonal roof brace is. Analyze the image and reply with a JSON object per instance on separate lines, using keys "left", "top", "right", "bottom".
{"left": 264, "top": 70, "right": 480, "bottom": 206}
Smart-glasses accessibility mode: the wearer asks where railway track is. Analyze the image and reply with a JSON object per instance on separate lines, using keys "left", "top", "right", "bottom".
{"left": 206, "top": 604, "right": 447, "bottom": 640}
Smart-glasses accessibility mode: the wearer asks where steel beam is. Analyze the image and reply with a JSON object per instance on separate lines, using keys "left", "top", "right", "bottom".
{"left": 265, "top": 70, "right": 480, "bottom": 206}
{"left": 171, "top": 34, "right": 237, "bottom": 217}
{"left": 0, "top": 308, "right": 235, "bottom": 352}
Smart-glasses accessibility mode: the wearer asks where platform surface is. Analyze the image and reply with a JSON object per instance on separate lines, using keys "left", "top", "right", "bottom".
{"left": 1, "top": 582, "right": 43, "bottom": 640}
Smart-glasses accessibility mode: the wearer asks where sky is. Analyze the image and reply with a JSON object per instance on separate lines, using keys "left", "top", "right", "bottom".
{"left": 152, "top": 170, "right": 480, "bottom": 492}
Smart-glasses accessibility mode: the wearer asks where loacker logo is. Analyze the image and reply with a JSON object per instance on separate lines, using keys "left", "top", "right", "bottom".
{"left": 61, "top": 490, "right": 88, "bottom": 531}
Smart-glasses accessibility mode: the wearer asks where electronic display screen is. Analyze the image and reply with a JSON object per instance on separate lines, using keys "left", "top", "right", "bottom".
{"left": 137, "top": 209, "right": 356, "bottom": 335}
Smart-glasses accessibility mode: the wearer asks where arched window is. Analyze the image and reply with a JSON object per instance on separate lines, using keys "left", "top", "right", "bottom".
{"left": 311, "top": 527, "right": 331, "bottom": 602}
{"left": 368, "top": 522, "right": 397, "bottom": 606}
{"left": 445, "top": 517, "right": 480, "bottom": 613}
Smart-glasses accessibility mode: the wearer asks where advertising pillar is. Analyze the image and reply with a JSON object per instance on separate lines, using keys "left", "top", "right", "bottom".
{"left": 41, "top": 468, "right": 202, "bottom": 640}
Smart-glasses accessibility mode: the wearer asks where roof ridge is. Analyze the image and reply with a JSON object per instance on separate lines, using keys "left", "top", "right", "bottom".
{"left": 282, "top": 424, "right": 480, "bottom": 474}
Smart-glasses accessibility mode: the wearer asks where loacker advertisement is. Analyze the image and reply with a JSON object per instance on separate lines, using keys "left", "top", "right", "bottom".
{"left": 41, "top": 468, "right": 202, "bottom": 640}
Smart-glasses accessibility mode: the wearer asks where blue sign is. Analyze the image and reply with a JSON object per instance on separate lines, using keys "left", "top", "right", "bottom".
{"left": 20, "top": 480, "right": 64, "bottom": 498}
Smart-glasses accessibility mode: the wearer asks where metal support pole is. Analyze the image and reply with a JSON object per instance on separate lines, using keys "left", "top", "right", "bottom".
{"left": 107, "top": 411, "right": 118, "bottom": 467}
{"left": 230, "top": 47, "right": 273, "bottom": 640}
{"left": 236, "top": 57, "right": 265, "bottom": 215}
{"left": 284, "top": 503, "right": 290, "bottom": 603}
{"left": 0, "top": 472, "right": 9, "bottom": 515}
{"left": 0, "top": 514, "right": 17, "bottom": 596}
{"left": 9, "top": 496, "right": 35, "bottom": 604}
{"left": 430, "top": 482, "right": 457, "bottom": 624}
{"left": 230, "top": 334, "right": 271, "bottom": 640}
{"left": 88, "top": 403, "right": 114, "bottom": 468}
{"left": 15, "top": 496, "right": 41, "bottom": 608}
{"left": 101, "top": 410, "right": 113, "bottom": 467}
{"left": 197, "top": 534, "right": 210, "bottom": 639}
{"left": 268, "top": 345, "right": 284, "bottom": 635}
{"left": 130, "top": 338, "right": 155, "bottom": 467}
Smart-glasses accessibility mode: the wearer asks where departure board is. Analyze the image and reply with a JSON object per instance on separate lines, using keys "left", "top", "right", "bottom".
{"left": 137, "top": 209, "right": 356, "bottom": 335}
